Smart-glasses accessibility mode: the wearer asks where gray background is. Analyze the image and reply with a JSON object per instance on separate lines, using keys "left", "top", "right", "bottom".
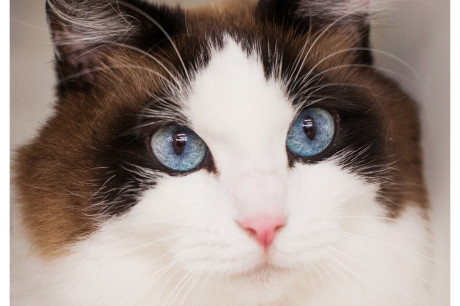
{"left": 11, "top": 0, "right": 449, "bottom": 304}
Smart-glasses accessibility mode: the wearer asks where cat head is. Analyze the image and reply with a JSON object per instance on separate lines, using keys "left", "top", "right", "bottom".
{"left": 16, "top": 0, "right": 426, "bottom": 300}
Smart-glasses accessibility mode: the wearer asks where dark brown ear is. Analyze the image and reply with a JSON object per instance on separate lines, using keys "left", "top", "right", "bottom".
{"left": 257, "top": 0, "right": 371, "bottom": 25}
{"left": 46, "top": 0, "right": 185, "bottom": 92}
{"left": 256, "top": 0, "right": 372, "bottom": 63}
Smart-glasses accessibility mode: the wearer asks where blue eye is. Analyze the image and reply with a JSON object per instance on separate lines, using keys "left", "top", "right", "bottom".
{"left": 150, "top": 126, "right": 207, "bottom": 172}
{"left": 286, "top": 108, "right": 335, "bottom": 157}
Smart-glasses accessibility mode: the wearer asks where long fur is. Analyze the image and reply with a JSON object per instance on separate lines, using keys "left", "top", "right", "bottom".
{"left": 11, "top": 1, "right": 433, "bottom": 305}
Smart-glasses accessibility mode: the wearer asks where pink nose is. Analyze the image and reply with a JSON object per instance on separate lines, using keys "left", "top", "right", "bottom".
{"left": 239, "top": 216, "right": 286, "bottom": 249}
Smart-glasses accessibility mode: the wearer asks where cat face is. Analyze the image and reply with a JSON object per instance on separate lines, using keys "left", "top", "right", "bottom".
{"left": 14, "top": 0, "right": 429, "bottom": 304}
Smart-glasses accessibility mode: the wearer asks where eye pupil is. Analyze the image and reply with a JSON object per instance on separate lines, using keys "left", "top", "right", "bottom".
{"left": 172, "top": 133, "right": 187, "bottom": 155}
{"left": 302, "top": 117, "right": 316, "bottom": 140}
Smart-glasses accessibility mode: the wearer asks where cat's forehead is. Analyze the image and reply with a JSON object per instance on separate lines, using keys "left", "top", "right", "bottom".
{"left": 187, "top": 37, "right": 294, "bottom": 148}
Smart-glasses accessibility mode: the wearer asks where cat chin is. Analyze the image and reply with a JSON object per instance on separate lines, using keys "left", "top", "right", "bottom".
{"left": 227, "top": 260, "right": 290, "bottom": 282}
{"left": 11, "top": 199, "right": 431, "bottom": 306}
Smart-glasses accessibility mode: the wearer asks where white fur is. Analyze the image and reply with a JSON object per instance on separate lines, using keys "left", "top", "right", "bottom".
{"left": 47, "top": 0, "right": 137, "bottom": 46}
{"left": 11, "top": 38, "right": 432, "bottom": 305}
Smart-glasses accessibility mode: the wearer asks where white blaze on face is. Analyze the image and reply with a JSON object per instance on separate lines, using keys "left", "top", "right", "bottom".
{"left": 186, "top": 37, "right": 294, "bottom": 222}
{"left": 146, "top": 36, "right": 384, "bottom": 270}
{"left": 84, "top": 38, "right": 384, "bottom": 277}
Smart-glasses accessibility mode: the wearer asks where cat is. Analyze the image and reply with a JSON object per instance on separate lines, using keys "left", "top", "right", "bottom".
{"left": 11, "top": 0, "right": 433, "bottom": 305}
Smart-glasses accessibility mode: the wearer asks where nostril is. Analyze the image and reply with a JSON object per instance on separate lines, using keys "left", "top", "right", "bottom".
{"left": 237, "top": 216, "right": 286, "bottom": 249}
{"left": 243, "top": 226, "right": 257, "bottom": 237}
{"left": 274, "top": 222, "right": 284, "bottom": 232}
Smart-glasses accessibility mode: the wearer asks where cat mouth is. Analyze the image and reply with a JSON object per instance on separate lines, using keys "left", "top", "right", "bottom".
{"left": 230, "top": 261, "right": 287, "bottom": 282}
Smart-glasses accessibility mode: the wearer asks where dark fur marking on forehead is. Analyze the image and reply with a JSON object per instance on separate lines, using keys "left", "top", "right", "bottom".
{"left": 256, "top": 0, "right": 373, "bottom": 64}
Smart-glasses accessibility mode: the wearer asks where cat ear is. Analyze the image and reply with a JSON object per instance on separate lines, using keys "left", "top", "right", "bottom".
{"left": 257, "top": 0, "right": 372, "bottom": 62}
{"left": 257, "top": 0, "right": 371, "bottom": 25}
{"left": 46, "top": 0, "right": 185, "bottom": 90}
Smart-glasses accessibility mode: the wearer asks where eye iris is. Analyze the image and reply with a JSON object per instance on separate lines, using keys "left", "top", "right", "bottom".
{"left": 302, "top": 117, "right": 316, "bottom": 140}
{"left": 151, "top": 125, "right": 207, "bottom": 172}
{"left": 286, "top": 108, "right": 335, "bottom": 158}
{"left": 172, "top": 133, "right": 187, "bottom": 155}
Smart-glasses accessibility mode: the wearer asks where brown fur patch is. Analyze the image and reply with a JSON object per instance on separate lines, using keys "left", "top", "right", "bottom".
{"left": 13, "top": 50, "right": 177, "bottom": 257}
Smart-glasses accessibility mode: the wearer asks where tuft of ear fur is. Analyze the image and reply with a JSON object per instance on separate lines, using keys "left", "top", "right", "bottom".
{"left": 46, "top": 0, "right": 185, "bottom": 92}
{"left": 257, "top": 0, "right": 372, "bottom": 25}
{"left": 295, "top": 0, "right": 371, "bottom": 20}
{"left": 257, "top": 0, "right": 373, "bottom": 63}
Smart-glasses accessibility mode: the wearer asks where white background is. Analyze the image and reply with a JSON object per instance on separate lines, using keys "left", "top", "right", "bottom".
{"left": 10, "top": 0, "right": 450, "bottom": 304}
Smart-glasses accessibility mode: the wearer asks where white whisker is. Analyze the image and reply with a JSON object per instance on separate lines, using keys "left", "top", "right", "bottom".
{"left": 292, "top": 2, "right": 373, "bottom": 84}
{"left": 193, "top": 271, "right": 211, "bottom": 306}
{"left": 328, "top": 246, "right": 423, "bottom": 305}
{"left": 118, "top": 0, "right": 191, "bottom": 83}
{"left": 163, "top": 264, "right": 198, "bottom": 306}
{"left": 334, "top": 230, "right": 447, "bottom": 268}
{"left": 326, "top": 259, "right": 376, "bottom": 305}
